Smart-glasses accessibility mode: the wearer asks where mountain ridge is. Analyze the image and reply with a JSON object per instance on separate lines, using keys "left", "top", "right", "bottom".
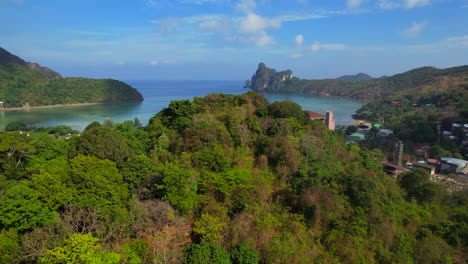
{"left": 0, "top": 47, "right": 143, "bottom": 107}
{"left": 246, "top": 63, "right": 468, "bottom": 101}
{"left": 337, "top": 73, "right": 374, "bottom": 81}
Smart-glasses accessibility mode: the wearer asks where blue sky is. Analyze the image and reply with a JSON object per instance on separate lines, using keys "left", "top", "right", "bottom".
{"left": 1, "top": 0, "right": 467, "bottom": 80}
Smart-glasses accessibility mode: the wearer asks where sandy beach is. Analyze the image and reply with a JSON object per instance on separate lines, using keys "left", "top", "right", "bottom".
{"left": 0, "top": 102, "right": 105, "bottom": 111}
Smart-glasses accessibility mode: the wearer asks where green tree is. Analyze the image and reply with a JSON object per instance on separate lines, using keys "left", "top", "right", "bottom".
{"left": 120, "top": 155, "right": 157, "bottom": 190}
{"left": 183, "top": 243, "right": 231, "bottom": 264}
{"left": 72, "top": 126, "right": 136, "bottom": 166}
{"left": 268, "top": 100, "right": 305, "bottom": 121}
{"left": 156, "top": 164, "right": 198, "bottom": 214}
{"left": 40, "top": 233, "right": 120, "bottom": 264}
{"left": 230, "top": 243, "right": 259, "bottom": 264}
{"left": 0, "top": 185, "right": 53, "bottom": 230}
{"left": 399, "top": 169, "right": 443, "bottom": 203}
{"left": 193, "top": 213, "right": 227, "bottom": 244}
{"left": 0, "top": 228, "right": 19, "bottom": 264}
{"left": 4, "top": 121, "right": 28, "bottom": 131}
{"left": 68, "top": 155, "right": 129, "bottom": 208}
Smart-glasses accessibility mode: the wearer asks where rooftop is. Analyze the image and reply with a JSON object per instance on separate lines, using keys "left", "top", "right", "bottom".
{"left": 305, "top": 110, "right": 325, "bottom": 120}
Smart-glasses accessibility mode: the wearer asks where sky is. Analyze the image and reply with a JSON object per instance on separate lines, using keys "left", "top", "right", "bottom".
{"left": 1, "top": 0, "right": 467, "bottom": 80}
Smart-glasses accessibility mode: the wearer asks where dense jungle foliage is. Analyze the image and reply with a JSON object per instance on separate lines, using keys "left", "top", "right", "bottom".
{"left": 0, "top": 47, "right": 143, "bottom": 107}
{"left": 0, "top": 92, "right": 467, "bottom": 263}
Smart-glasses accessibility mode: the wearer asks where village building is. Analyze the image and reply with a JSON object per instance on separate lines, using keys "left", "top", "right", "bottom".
{"left": 305, "top": 111, "right": 325, "bottom": 121}
{"left": 414, "top": 144, "right": 431, "bottom": 158}
{"left": 305, "top": 110, "right": 335, "bottom": 131}
{"left": 377, "top": 129, "right": 393, "bottom": 137}
{"left": 402, "top": 154, "right": 412, "bottom": 165}
{"left": 440, "top": 157, "right": 468, "bottom": 174}
{"left": 413, "top": 162, "right": 436, "bottom": 175}
{"left": 382, "top": 162, "right": 406, "bottom": 178}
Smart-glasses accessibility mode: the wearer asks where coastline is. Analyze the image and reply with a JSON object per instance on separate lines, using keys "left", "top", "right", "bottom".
{"left": 0, "top": 102, "right": 105, "bottom": 111}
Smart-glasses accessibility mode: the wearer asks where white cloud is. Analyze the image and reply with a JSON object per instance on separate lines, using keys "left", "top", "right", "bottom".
{"left": 197, "top": 19, "right": 230, "bottom": 35}
{"left": 239, "top": 13, "right": 281, "bottom": 34}
{"left": 280, "top": 14, "right": 327, "bottom": 22}
{"left": 310, "top": 41, "right": 346, "bottom": 52}
{"left": 295, "top": 34, "right": 304, "bottom": 46}
{"left": 149, "top": 60, "right": 159, "bottom": 66}
{"left": 378, "top": 0, "right": 400, "bottom": 9}
{"left": 116, "top": 61, "right": 125, "bottom": 65}
{"left": 291, "top": 53, "right": 304, "bottom": 59}
{"left": 296, "top": 0, "right": 308, "bottom": 4}
{"left": 401, "top": 21, "right": 428, "bottom": 37}
{"left": 403, "top": 0, "right": 430, "bottom": 8}
{"left": 236, "top": 0, "right": 256, "bottom": 13}
{"left": 251, "top": 31, "right": 275, "bottom": 47}
{"left": 447, "top": 35, "right": 468, "bottom": 47}
{"left": 347, "top": 0, "right": 366, "bottom": 9}
{"left": 179, "top": 0, "right": 229, "bottom": 5}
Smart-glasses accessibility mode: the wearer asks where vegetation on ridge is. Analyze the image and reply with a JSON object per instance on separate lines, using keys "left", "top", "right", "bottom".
{"left": 247, "top": 63, "right": 468, "bottom": 101}
{"left": 0, "top": 91, "right": 466, "bottom": 263}
{"left": 0, "top": 47, "right": 143, "bottom": 107}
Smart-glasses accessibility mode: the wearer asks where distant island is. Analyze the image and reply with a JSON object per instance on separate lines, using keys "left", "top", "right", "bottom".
{"left": 246, "top": 63, "right": 468, "bottom": 101}
{"left": 0, "top": 47, "right": 143, "bottom": 108}
{"left": 337, "top": 72, "right": 374, "bottom": 81}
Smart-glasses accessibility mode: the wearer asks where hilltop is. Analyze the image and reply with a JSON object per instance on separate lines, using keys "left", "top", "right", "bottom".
{"left": 246, "top": 63, "right": 468, "bottom": 101}
{"left": 337, "top": 72, "right": 374, "bottom": 81}
{"left": 0, "top": 47, "right": 143, "bottom": 108}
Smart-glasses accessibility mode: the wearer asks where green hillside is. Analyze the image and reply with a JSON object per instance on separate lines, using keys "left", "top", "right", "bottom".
{"left": 0, "top": 47, "right": 143, "bottom": 107}
{"left": 0, "top": 92, "right": 466, "bottom": 263}
{"left": 247, "top": 63, "right": 468, "bottom": 101}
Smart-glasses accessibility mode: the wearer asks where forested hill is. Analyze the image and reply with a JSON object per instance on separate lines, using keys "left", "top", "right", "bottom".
{"left": 0, "top": 92, "right": 466, "bottom": 263}
{"left": 337, "top": 72, "right": 374, "bottom": 81}
{"left": 246, "top": 63, "right": 468, "bottom": 101}
{"left": 0, "top": 47, "right": 143, "bottom": 107}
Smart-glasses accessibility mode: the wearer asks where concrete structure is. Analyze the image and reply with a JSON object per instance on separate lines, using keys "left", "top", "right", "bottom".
{"left": 305, "top": 110, "right": 335, "bottom": 130}
{"left": 325, "top": 111, "right": 335, "bottom": 131}
{"left": 377, "top": 129, "right": 393, "bottom": 137}
{"left": 394, "top": 141, "right": 404, "bottom": 167}
{"left": 440, "top": 157, "right": 468, "bottom": 174}
{"left": 382, "top": 162, "right": 406, "bottom": 178}
{"left": 413, "top": 162, "right": 436, "bottom": 175}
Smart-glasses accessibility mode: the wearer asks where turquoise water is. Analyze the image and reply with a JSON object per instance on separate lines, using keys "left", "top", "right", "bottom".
{"left": 0, "top": 80, "right": 363, "bottom": 131}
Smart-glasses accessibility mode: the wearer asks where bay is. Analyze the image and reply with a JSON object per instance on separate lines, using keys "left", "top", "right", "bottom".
{"left": 0, "top": 80, "right": 363, "bottom": 131}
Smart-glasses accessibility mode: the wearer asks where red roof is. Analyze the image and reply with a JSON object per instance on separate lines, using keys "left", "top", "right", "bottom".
{"left": 305, "top": 110, "right": 325, "bottom": 120}
{"left": 414, "top": 162, "right": 435, "bottom": 170}
{"left": 392, "top": 101, "right": 401, "bottom": 105}
{"left": 402, "top": 154, "right": 412, "bottom": 161}
{"left": 382, "top": 162, "right": 406, "bottom": 170}
{"left": 427, "top": 159, "right": 441, "bottom": 164}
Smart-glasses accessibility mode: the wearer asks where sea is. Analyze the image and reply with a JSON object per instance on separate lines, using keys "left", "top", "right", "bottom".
{"left": 0, "top": 80, "right": 363, "bottom": 131}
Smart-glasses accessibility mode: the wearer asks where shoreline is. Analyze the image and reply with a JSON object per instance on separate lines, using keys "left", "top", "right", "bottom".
{"left": 0, "top": 102, "right": 106, "bottom": 111}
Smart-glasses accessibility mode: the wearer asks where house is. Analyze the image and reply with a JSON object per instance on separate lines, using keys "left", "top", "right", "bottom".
{"left": 427, "top": 158, "right": 441, "bottom": 166}
{"left": 413, "top": 162, "right": 436, "bottom": 175}
{"left": 415, "top": 144, "right": 431, "bottom": 157}
{"left": 346, "top": 133, "right": 366, "bottom": 144}
{"left": 402, "top": 154, "right": 412, "bottom": 165}
{"left": 305, "top": 110, "right": 335, "bottom": 131}
{"left": 305, "top": 111, "right": 325, "bottom": 121}
{"left": 358, "top": 122, "right": 372, "bottom": 129}
{"left": 440, "top": 157, "right": 468, "bottom": 174}
{"left": 377, "top": 129, "right": 393, "bottom": 137}
{"left": 350, "top": 133, "right": 365, "bottom": 140}
{"left": 382, "top": 162, "right": 406, "bottom": 178}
